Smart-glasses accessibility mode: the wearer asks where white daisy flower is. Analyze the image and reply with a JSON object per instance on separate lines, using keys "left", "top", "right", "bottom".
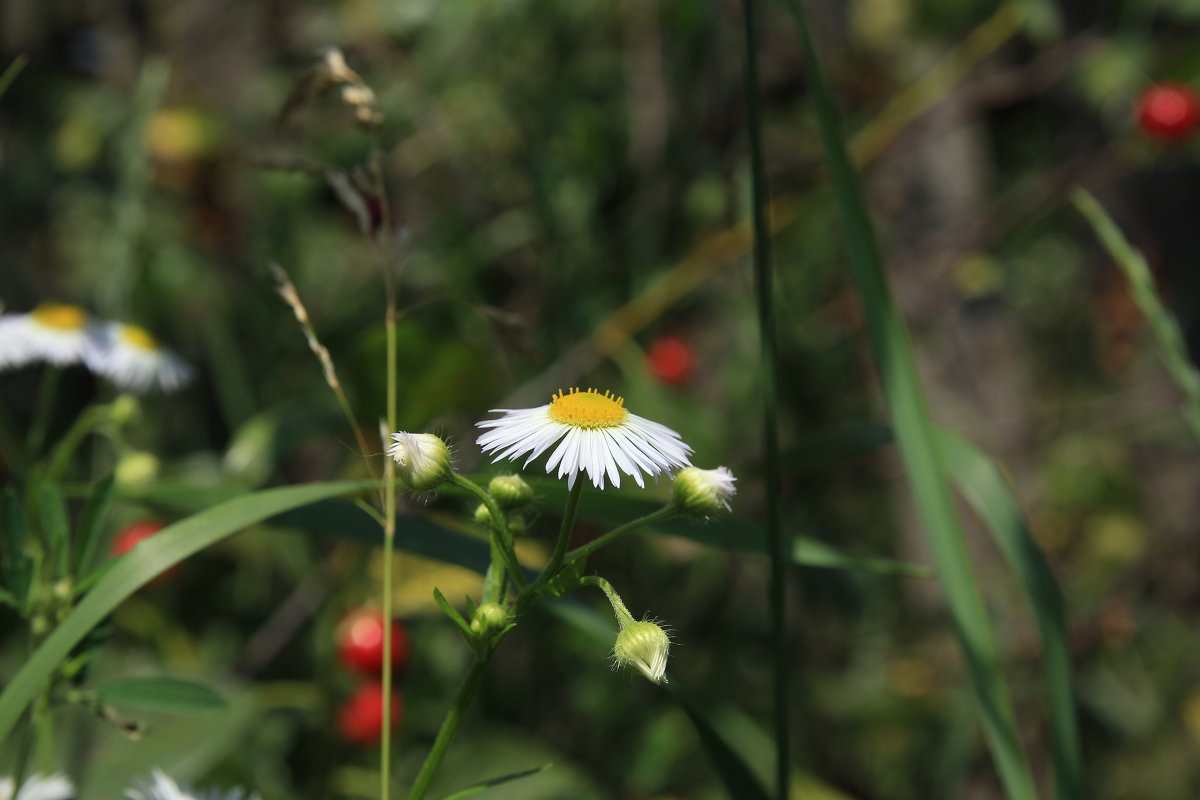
{"left": 0, "top": 302, "right": 94, "bottom": 369}
{"left": 85, "top": 322, "right": 193, "bottom": 393}
{"left": 0, "top": 773, "right": 75, "bottom": 800}
{"left": 125, "top": 770, "right": 259, "bottom": 800}
{"left": 476, "top": 387, "right": 692, "bottom": 490}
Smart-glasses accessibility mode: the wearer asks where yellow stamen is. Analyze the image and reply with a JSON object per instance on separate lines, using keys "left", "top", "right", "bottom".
{"left": 30, "top": 303, "right": 86, "bottom": 331}
{"left": 548, "top": 387, "right": 628, "bottom": 429}
{"left": 119, "top": 324, "right": 158, "bottom": 351}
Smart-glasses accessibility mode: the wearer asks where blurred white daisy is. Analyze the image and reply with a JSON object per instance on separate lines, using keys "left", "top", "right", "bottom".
{"left": 0, "top": 302, "right": 93, "bottom": 369}
{"left": 0, "top": 773, "right": 74, "bottom": 800}
{"left": 85, "top": 322, "right": 192, "bottom": 393}
{"left": 125, "top": 770, "right": 259, "bottom": 800}
{"left": 476, "top": 387, "right": 692, "bottom": 489}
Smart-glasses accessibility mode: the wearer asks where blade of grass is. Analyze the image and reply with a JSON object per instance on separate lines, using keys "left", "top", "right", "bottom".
{"left": 0, "top": 479, "right": 376, "bottom": 744}
{"left": 779, "top": 2, "right": 1038, "bottom": 797}
{"left": 739, "top": 0, "right": 790, "bottom": 795}
{"left": 434, "top": 764, "right": 552, "bottom": 800}
{"left": 1071, "top": 188, "right": 1200, "bottom": 446}
{"left": 0, "top": 55, "right": 28, "bottom": 101}
{"left": 674, "top": 689, "right": 773, "bottom": 800}
{"left": 938, "top": 431, "right": 1082, "bottom": 800}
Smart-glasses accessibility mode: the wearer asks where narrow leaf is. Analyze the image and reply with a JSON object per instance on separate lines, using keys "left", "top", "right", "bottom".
{"left": 433, "top": 587, "right": 476, "bottom": 646}
{"left": 96, "top": 675, "right": 227, "bottom": 714}
{"left": 779, "top": 2, "right": 1039, "bottom": 796}
{"left": 75, "top": 474, "right": 116, "bottom": 575}
{"left": 435, "top": 764, "right": 552, "bottom": 800}
{"left": 0, "top": 479, "right": 376, "bottom": 743}
{"left": 37, "top": 483, "right": 70, "bottom": 579}
{"left": 675, "top": 691, "right": 771, "bottom": 800}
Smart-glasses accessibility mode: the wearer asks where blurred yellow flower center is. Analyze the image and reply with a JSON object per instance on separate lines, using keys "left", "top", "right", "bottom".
{"left": 120, "top": 325, "right": 158, "bottom": 351}
{"left": 548, "top": 388, "right": 627, "bottom": 428}
{"left": 31, "top": 303, "right": 86, "bottom": 331}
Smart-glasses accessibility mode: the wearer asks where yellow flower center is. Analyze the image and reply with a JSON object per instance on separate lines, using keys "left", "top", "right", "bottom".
{"left": 30, "top": 303, "right": 86, "bottom": 331}
{"left": 548, "top": 388, "right": 628, "bottom": 429}
{"left": 119, "top": 324, "right": 158, "bottom": 351}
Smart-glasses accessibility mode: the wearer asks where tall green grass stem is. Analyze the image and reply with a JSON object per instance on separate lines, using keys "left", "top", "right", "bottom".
{"left": 738, "top": 0, "right": 790, "bottom": 796}
{"left": 383, "top": 303, "right": 398, "bottom": 800}
{"left": 780, "top": 2, "right": 1037, "bottom": 797}
{"left": 1072, "top": 188, "right": 1200, "bottom": 446}
{"left": 26, "top": 367, "right": 61, "bottom": 459}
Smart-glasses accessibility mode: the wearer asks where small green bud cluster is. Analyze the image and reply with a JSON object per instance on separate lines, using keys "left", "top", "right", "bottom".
{"left": 470, "top": 602, "right": 509, "bottom": 636}
{"left": 487, "top": 475, "right": 533, "bottom": 510}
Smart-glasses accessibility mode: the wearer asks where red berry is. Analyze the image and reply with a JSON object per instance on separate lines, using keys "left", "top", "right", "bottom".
{"left": 110, "top": 520, "right": 180, "bottom": 583}
{"left": 646, "top": 336, "right": 696, "bottom": 386}
{"left": 336, "top": 609, "right": 410, "bottom": 677}
{"left": 337, "top": 683, "right": 403, "bottom": 746}
{"left": 1136, "top": 83, "right": 1200, "bottom": 142}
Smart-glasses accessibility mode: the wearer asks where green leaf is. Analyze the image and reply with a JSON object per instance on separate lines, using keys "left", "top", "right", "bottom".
{"left": 674, "top": 691, "right": 771, "bottom": 800}
{"left": 435, "top": 764, "right": 552, "bottom": 800}
{"left": 1, "top": 488, "right": 32, "bottom": 608}
{"left": 938, "top": 430, "right": 1082, "bottom": 800}
{"left": 0, "top": 479, "right": 376, "bottom": 744}
{"left": 37, "top": 483, "right": 70, "bottom": 579}
{"left": 75, "top": 474, "right": 116, "bottom": 575}
{"left": 779, "top": 2, "right": 1040, "bottom": 797}
{"left": 96, "top": 676, "right": 227, "bottom": 714}
{"left": 433, "top": 587, "right": 476, "bottom": 648}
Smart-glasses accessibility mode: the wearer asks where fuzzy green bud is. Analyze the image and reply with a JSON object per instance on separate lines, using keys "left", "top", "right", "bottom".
{"left": 614, "top": 620, "right": 670, "bottom": 684}
{"left": 109, "top": 394, "right": 141, "bottom": 426}
{"left": 473, "top": 504, "right": 492, "bottom": 525}
{"left": 488, "top": 474, "right": 533, "bottom": 510}
{"left": 470, "top": 602, "right": 509, "bottom": 635}
{"left": 115, "top": 450, "right": 160, "bottom": 489}
{"left": 387, "top": 432, "right": 452, "bottom": 490}
{"left": 671, "top": 466, "right": 736, "bottom": 517}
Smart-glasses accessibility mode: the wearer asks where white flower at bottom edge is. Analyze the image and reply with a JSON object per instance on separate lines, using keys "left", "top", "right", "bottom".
{"left": 124, "top": 770, "right": 260, "bottom": 800}
{"left": 0, "top": 773, "right": 74, "bottom": 800}
{"left": 0, "top": 303, "right": 94, "bottom": 370}
{"left": 475, "top": 387, "right": 693, "bottom": 490}
{"left": 84, "top": 321, "right": 193, "bottom": 393}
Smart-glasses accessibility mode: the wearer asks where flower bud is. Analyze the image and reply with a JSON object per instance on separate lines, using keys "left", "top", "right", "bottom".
{"left": 487, "top": 474, "right": 533, "bottom": 510}
{"left": 109, "top": 394, "right": 141, "bottom": 426}
{"left": 613, "top": 620, "right": 670, "bottom": 684}
{"left": 671, "top": 466, "right": 736, "bottom": 517}
{"left": 387, "top": 432, "right": 452, "bottom": 490}
{"left": 470, "top": 602, "right": 509, "bottom": 636}
{"left": 473, "top": 504, "right": 492, "bottom": 525}
{"left": 115, "top": 451, "right": 160, "bottom": 489}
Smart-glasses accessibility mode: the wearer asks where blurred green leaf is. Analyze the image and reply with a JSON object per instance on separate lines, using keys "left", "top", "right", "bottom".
{"left": 674, "top": 692, "right": 771, "bottom": 800}
{"left": 780, "top": 1, "right": 1040, "bottom": 795}
{"left": 37, "top": 483, "right": 70, "bottom": 579}
{"left": 97, "top": 675, "right": 228, "bottom": 715}
{"left": 436, "top": 764, "right": 552, "bottom": 799}
{"left": 75, "top": 474, "right": 115, "bottom": 576}
{"left": 0, "top": 479, "right": 376, "bottom": 744}
{"left": 0, "top": 55, "right": 27, "bottom": 100}
{"left": 1, "top": 487, "right": 32, "bottom": 609}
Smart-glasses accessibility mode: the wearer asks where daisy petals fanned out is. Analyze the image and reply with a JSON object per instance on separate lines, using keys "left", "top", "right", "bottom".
{"left": 476, "top": 388, "right": 692, "bottom": 490}
{"left": 85, "top": 322, "right": 193, "bottom": 393}
{"left": 124, "top": 770, "right": 260, "bottom": 800}
{"left": 0, "top": 773, "right": 75, "bottom": 800}
{"left": 0, "top": 303, "right": 93, "bottom": 370}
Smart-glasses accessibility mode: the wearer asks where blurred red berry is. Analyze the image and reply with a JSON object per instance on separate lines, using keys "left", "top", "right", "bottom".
{"left": 646, "top": 336, "right": 696, "bottom": 386}
{"left": 1136, "top": 83, "right": 1200, "bottom": 142}
{"left": 337, "top": 683, "right": 403, "bottom": 746}
{"left": 336, "top": 609, "right": 410, "bottom": 677}
{"left": 110, "top": 520, "right": 180, "bottom": 583}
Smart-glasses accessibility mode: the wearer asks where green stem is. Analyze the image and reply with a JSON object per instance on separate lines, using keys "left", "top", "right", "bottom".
{"left": 564, "top": 506, "right": 679, "bottom": 564}
{"left": 541, "top": 479, "right": 582, "bottom": 581}
{"left": 44, "top": 405, "right": 107, "bottom": 483}
{"left": 382, "top": 304, "right": 398, "bottom": 800}
{"left": 450, "top": 474, "right": 526, "bottom": 590}
{"left": 740, "top": 0, "right": 789, "bottom": 796}
{"left": 580, "top": 575, "right": 634, "bottom": 628}
{"left": 26, "top": 367, "right": 61, "bottom": 460}
{"left": 406, "top": 655, "right": 491, "bottom": 800}
{"left": 33, "top": 683, "right": 52, "bottom": 773}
